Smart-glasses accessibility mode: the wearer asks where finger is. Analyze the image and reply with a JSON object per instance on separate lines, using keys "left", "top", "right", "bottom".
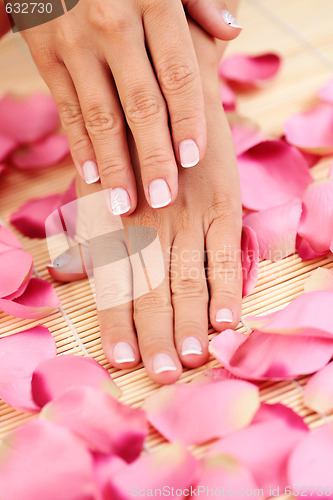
{"left": 171, "top": 230, "right": 209, "bottom": 368}
{"left": 63, "top": 54, "right": 137, "bottom": 216}
{"left": 206, "top": 201, "right": 243, "bottom": 332}
{"left": 144, "top": 0, "right": 206, "bottom": 169}
{"left": 105, "top": 18, "right": 178, "bottom": 209}
{"left": 132, "top": 238, "right": 182, "bottom": 385}
{"left": 36, "top": 58, "right": 99, "bottom": 185}
{"left": 183, "top": 0, "right": 243, "bottom": 40}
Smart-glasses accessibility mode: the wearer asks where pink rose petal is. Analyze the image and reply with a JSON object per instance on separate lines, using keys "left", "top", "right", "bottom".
{"left": 247, "top": 290, "right": 333, "bottom": 338}
{"left": 218, "top": 53, "right": 281, "bottom": 87}
{"left": 209, "top": 404, "right": 308, "bottom": 497}
{"left": 296, "top": 235, "right": 327, "bottom": 261}
{"left": 288, "top": 423, "right": 333, "bottom": 497}
{"left": 243, "top": 199, "right": 302, "bottom": 261}
{"left": 0, "top": 420, "right": 98, "bottom": 500}
{"left": 238, "top": 141, "right": 313, "bottom": 210}
{"left": 11, "top": 134, "right": 70, "bottom": 169}
{"left": 0, "top": 225, "right": 22, "bottom": 252}
{"left": 0, "top": 248, "right": 33, "bottom": 298}
{"left": 241, "top": 225, "right": 259, "bottom": 296}
{"left": 220, "top": 80, "right": 236, "bottom": 111}
{"left": 210, "top": 328, "right": 333, "bottom": 380}
{"left": 41, "top": 385, "right": 147, "bottom": 462}
{"left": 0, "top": 163, "right": 7, "bottom": 175}
{"left": 318, "top": 77, "right": 333, "bottom": 104}
{"left": 298, "top": 178, "right": 333, "bottom": 254}
{"left": 143, "top": 379, "right": 259, "bottom": 445}
{"left": 10, "top": 180, "right": 77, "bottom": 239}
{"left": 0, "top": 326, "right": 56, "bottom": 412}
{"left": 304, "top": 267, "right": 333, "bottom": 293}
{"left": 0, "top": 134, "right": 16, "bottom": 162}
{"left": 0, "top": 94, "right": 60, "bottom": 144}
{"left": 228, "top": 113, "right": 267, "bottom": 156}
{"left": 106, "top": 443, "right": 200, "bottom": 500}
{"left": 197, "top": 455, "right": 258, "bottom": 498}
{"left": 284, "top": 102, "right": 333, "bottom": 154}
{"left": 0, "top": 278, "right": 59, "bottom": 319}
{"left": 31, "top": 354, "right": 120, "bottom": 407}
{"left": 304, "top": 361, "right": 333, "bottom": 413}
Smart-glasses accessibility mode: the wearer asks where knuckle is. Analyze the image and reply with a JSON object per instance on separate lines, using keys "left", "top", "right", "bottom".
{"left": 205, "top": 196, "right": 242, "bottom": 229}
{"left": 98, "top": 160, "right": 126, "bottom": 180}
{"left": 70, "top": 135, "right": 92, "bottom": 155}
{"left": 125, "top": 90, "right": 163, "bottom": 124}
{"left": 141, "top": 150, "right": 172, "bottom": 171}
{"left": 85, "top": 107, "right": 120, "bottom": 136}
{"left": 30, "top": 43, "right": 58, "bottom": 70}
{"left": 90, "top": 5, "right": 131, "bottom": 35}
{"left": 135, "top": 291, "right": 171, "bottom": 314}
{"left": 208, "top": 249, "right": 242, "bottom": 283}
{"left": 158, "top": 58, "right": 197, "bottom": 94}
{"left": 59, "top": 102, "right": 84, "bottom": 128}
{"left": 171, "top": 275, "right": 206, "bottom": 298}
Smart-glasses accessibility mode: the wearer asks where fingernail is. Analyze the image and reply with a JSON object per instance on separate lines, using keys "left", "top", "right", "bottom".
{"left": 216, "top": 308, "right": 233, "bottom": 323}
{"left": 221, "top": 10, "right": 243, "bottom": 29}
{"left": 153, "top": 353, "right": 177, "bottom": 374}
{"left": 110, "top": 188, "right": 131, "bottom": 216}
{"left": 179, "top": 139, "right": 200, "bottom": 168}
{"left": 181, "top": 337, "right": 202, "bottom": 356}
{"left": 113, "top": 342, "right": 136, "bottom": 363}
{"left": 149, "top": 179, "right": 172, "bottom": 209}
{"left": 52, "top": 252, "right": 71, "bottom": 268}
{"left": 83, "top": 160, "right": 100, "bottom": 184}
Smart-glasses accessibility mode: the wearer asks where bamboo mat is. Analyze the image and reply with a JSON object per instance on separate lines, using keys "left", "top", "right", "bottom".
{"left": 1, "top": 0, "right": 333, "bottom": 464}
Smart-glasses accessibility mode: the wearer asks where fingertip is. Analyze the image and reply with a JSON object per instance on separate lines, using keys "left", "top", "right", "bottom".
{"left": 210, "top": 305, "right": 241, "bottom": 332}
{"left": 146, "top": 352, "right": 182, "bottom": 385}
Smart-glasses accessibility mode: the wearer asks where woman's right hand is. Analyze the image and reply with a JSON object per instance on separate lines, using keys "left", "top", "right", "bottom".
{"left": 20, "top": 0, "right": 241, "bottom": 215}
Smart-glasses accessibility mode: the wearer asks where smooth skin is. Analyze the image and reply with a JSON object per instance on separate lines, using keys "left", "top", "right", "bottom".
{"left": 71, "top": 20, "right": 243, "bottom": 384}
{"left": 18, "top": 0, "right": 242, "bottom": 214}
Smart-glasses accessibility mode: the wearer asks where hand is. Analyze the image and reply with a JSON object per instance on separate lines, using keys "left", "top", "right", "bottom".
{"left": 48, "top": 21, "right": 243, "bottom": 384}
{"left": 20, "top": 0, "right": 241, "bottom": 216}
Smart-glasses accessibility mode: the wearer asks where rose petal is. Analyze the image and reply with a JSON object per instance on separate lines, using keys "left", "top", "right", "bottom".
{"left": 304, "top": 361, "right": 333, "bottom": 413}
{"left": 296, "top": 235, "right": 327, "bottom": 261}
{"left": 0, "top": 163, "right": 7, "bottom": 175}
{"left": 106, "top": 443, "right": 200, "bottom": 500}
{"left": 0, "top": 420, "right": 98, "bottom": 500}
{"left": 210, "top": 328, "right": 333, "bottom": 380}
{"left": 208, "top": 404, "right": 308, "bottom": 497}
{"left": 0, "top": 278, "right": 59, "bottom": 320}
{"left": 143, "top": 379, "right": 259, "bottom": 445}
{"left": 197, "top": 455, "right": 258, "bottom": 498}
{"left": 191, "top": 367, "right": 240, "bottom": 384}
{"left": 288, "top": 423, "right": 333, "bottom": 497}
{"left": 243, "top": 199, "right": 302, "bottom": 261}
{"left": 31, "top": 354, "right": 120, "bottom": 407}
{"left": 0, "top": 225, "right": 22, "bottom": 252}
{"left": 284, "top": 102, "right": 333, "bottom": 154}
{"left": 304, "top": 267, "right": 333, "bottom": 293}
{"left": 41, "top": 385, "right": 147, "bottom": 461}
{"left": 10, "top": 180, "right": 77, "bottom": 239}
{"left": 318, "top": 78, "right": 333, "bottom": 104}
{"left": 11, "top": 134, "right": 70, "bottom": 169}
{"left": 218, "top": 53, "right": 281, "bottom": 87}
{"left": 0, "top": 248, "right": 33, "bottom": 298}
{"left": 298, "top": 178, "right": 333, "bottom": 254}
{"left": 0, "top": 94, "right": 60, "bottom": 144}
{"left": 247, "top": 290, "right": 333, "bottom": 338}
{"left": 241, "top": 225, "right": 259, "bottom": 296}
{"left": 0, "top": 326, "right": 56, "bottom": 412}
{"left": 228, "top": 113, "right": 267, "bottom": 156}
{"left": 220, "top": 81, "right": 236, "bottom": 111}
{"left": 238, "top": 141, "right": 313, "bottom": 210}
{"left": 0, "top": 134, "right": 16, "bottom": 162}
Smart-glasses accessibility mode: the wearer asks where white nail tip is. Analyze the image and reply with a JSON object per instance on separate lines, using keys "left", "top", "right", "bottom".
{"left": 216, "top": 308, "right": 234, "bottom": 323}
{"left": 110, "top": 188, "right": 131, "bottom": 216}
{"left": 83, "top": 161, "right": 100, "bottom": 184}
{"left": 113, "top": 342, "right": 136, "bottom": 364}
{"left": 153, "top": 353, "right": 177, "bottom": 374}
{"left": 221, "top": 10, "right": 243, "bottom": 29}
{"left": 181, "top": 337, "right": 203, "bottom": 356}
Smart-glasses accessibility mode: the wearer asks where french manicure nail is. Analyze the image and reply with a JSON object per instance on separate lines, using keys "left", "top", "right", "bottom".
{"left": 82, "top": 160, "right": 100, "bottom": 184}
{"left": 149, "top": 179, "right": 172, "bottom": 208}
{"left": 153, "top": 353, "right": 177, "bottom": 374}
{"left": 110, "top": 188, "right": 131, "bottom": 216}
{"left": 216, "top": 308, "right": 233, "bottom": 323}
{"left": 181, "top": 336, "right": 203, "bottom": 356}
{"left": 113, "top": 342, "right": 136, "bottom": 363}
{"left": 221, "top": 10, "right": 243, "bottom": 29}
{"left": 179, "top": 139, "right": 200, "bottom": 168}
